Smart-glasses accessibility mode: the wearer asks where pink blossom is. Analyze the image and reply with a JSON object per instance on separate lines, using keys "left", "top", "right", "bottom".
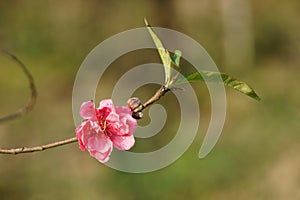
{"left": 75, "top": 99, "right": 137, "bottom": 163}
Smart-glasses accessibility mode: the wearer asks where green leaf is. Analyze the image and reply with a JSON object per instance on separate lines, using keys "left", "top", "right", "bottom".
{"left": 170, "top": 50, "right": 182, "bottom": 83}
{"left": 175, "top": 71, "right": 261, "bottom": 101}
{"left": 171, "top": 50, "right": 182, "bottom": 66}
{"left": 144, "top": 18, "right": 172, "bottom": 87}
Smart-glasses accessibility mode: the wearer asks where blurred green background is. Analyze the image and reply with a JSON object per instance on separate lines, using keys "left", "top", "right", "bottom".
{"left": 0, "top": 0, "right": 300, "bottom": 199}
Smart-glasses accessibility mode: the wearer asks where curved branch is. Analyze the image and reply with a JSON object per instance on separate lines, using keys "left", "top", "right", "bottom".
{"left": 0, "top": 49, "right": 37, "bottom": 123}
{"left": 0, "top": 51, "right": 170, "bottom": 155}
{"left": 0, "top": 84, "right": 171, "bottom": 155}
{"left": 0, "top": 137, "right": 78, "bottom": 154}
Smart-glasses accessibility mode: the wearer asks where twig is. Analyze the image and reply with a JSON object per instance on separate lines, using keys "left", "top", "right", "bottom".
{"left": 141, "top": 85, "right": 170, "bottom": 110}
{"left": 0, "top": 85, "right": 171, "bottom": 155}
{"left": 0, "top": 49, "right": 37, "bottom": 123}
{"left": 0, "top": 137, "right": 78, "bottom": 154}
{"left": 0, "top": 51, "right": 171, "bottom": 155}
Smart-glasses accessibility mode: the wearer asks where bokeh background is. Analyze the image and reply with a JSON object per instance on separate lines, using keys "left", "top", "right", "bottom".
{"left": 0, "top": 0, "right": 300, "bottom": 199}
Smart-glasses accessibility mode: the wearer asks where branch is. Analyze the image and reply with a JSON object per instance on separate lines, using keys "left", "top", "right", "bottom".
{"left": 0, "top": 49, "right": 37, "bottom": 123}
{"left": 0, "top": 51, "right": 171, "bottom": 155}
{"left": 142, "top": 85, "right": 170, "bottom": 109}
{"left": 129, "top": 85, "right": 171, "bottom": 119}
{"left": 0, "top": 137, "right": 77, "bottom": 154}
{"left": 0, "top": 85, "right": 171, "bottom": 155}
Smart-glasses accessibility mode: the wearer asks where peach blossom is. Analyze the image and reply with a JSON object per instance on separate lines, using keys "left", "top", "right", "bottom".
{"left": 75, "top": 100, "right": 137, "bottom": 163}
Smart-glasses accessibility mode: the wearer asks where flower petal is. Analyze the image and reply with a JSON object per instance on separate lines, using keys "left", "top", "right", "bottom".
{"left": 110, "top": 134, "right": 135, "bottom": 150}
{"left": 75, "top": 120, "right": 101, "bottom": 151}
{"left": 105, "top": 106, "right": 137, "bottom": 136}
{"left": 86, "top": 132, "right": 113, "bottom": 153}
{"left": 99, "top": 99, "right": 114, "bottom": 111}
{"left": 80, "top": 101, "right": 97, "bottom": 120}
{"left": 106, "top": 111, "right": 119, "bottom": 123}
{"left": 75, "top": 124, "right": 86, "bottom": 151}
{"left": 115, "top": 106, "right": 132, "bottom": 115}
{"left": 107, "top": 120, "right": 128, "bottom": 136}
{"left": 115, "top": 106, "right": 137, "bottom": 135}
{"left": 89, "top": 146, "right": 112, "bottom": 163}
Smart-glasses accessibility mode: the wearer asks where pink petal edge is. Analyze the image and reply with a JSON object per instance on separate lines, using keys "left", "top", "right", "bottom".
{"left": 110, "top": 134, "right": 135, "bottom": 150}
{"left": 99, "top": 99, "right": 114, "bottom": 110}
{"left": 80, "top": 101, "right": 97, "bottom": 120}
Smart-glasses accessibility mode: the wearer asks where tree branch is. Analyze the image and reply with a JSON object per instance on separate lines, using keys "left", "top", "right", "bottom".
{"left": 0, "top": 137, "right": 78, "bottom": 154}
{"left": 0, "top": 49, "right": 37, "bottom": 123}
{"left": 142, "top": 85, "right": 170, "bottom": 109}
{"left": 0, "top": 85, "right": 171, "bottom": 155}
{"left": 0, "top": 51, "right": 171, "bottom": 155}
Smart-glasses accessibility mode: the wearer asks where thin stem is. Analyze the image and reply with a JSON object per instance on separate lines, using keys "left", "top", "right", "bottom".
{"left": 143, "top": 86, "right": 170, "bottom": 109}
{"left": 0, "top": 83, "right": 170, "bottom": 155}
{"left": 0, "top": 137, "right": 78, "bottom": 154}
{"left": 0, "top": 51, "right": 171, "bottom": 155}
{"left": 134, "top": 85, "right": 170, "bottom": 114}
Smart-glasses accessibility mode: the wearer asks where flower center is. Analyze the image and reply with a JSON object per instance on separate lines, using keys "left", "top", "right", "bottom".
{"left": 101, "top": 120, "right": 107, "bottom": 131}
{"left": 98, "top": 119, "right": 113, "bottom": 137}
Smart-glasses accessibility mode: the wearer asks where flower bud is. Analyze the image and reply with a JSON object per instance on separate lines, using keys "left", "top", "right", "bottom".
{"left": 132, "top": 111, "right": 143, "bottom": 119}
{"left": 127, "top": 97, "right": 143, "bottom": 112}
